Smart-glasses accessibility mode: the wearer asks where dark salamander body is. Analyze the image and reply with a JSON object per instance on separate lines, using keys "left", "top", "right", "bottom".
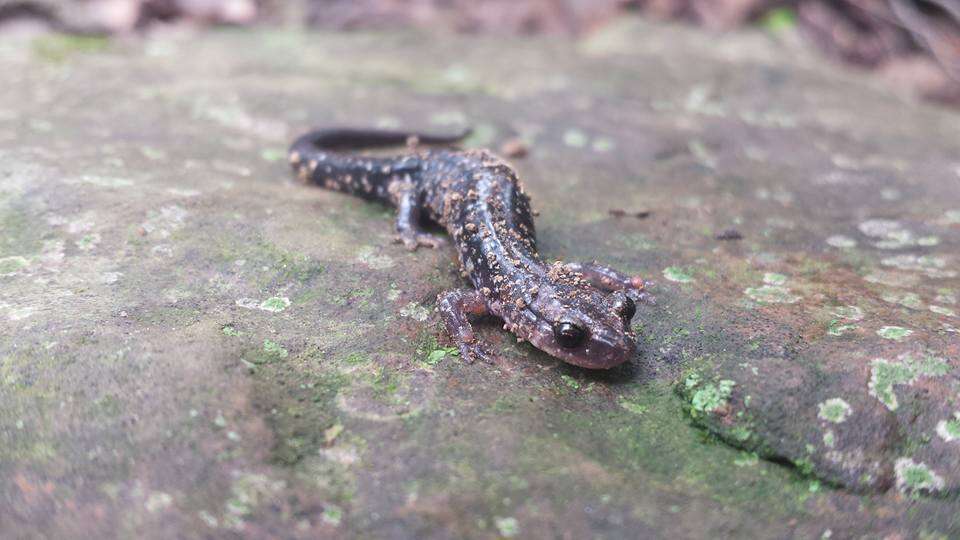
{"left": 289, "top": 128, "right": 650, "bottom": 369}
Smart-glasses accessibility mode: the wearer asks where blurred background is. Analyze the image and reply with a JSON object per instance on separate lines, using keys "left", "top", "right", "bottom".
{"left": 2, "top": 0, "right": 959, "bottom": 105}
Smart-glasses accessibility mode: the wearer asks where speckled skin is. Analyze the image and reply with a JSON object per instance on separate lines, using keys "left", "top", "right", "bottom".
{"left": 290, "top": 128, "right": 649, "bottom": 369}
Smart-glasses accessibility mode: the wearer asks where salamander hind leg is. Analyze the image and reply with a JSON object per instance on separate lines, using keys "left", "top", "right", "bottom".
{"left": 392, "top": 181, "right": 447, "bottom": 251}
{"left": 436, "top": 289, "right": 495, "bottom": 364}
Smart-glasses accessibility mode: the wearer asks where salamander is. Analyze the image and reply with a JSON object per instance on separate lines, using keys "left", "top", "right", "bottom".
{"left": 289, "top": 128, "right": 651, "bottom": 369}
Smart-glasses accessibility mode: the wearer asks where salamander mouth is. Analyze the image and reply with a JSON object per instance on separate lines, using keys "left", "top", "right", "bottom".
{"left": 558, "top": 351, "right": 631, "bottom": 369}
{"left": 556, "top": 342, "right": 635, "bottom": 369}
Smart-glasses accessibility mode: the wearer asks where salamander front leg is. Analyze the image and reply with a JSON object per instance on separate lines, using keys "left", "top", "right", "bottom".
{"left": 566, "top": 261, "right": 654, "bottom": 304}
{"left": 393, "top": 183, "right": 447, "bottom": 251}
{"left": 436, "top": 289, "right": 495, "bottom": 363}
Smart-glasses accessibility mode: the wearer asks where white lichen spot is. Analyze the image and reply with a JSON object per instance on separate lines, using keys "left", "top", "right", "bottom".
{"left": 145, "top": 491, "right": 173, "bottom": 513}
{"left": 740, "top": 110, "right": 797, "bottom": 128}
{"left": 831, "top": 154, "right": 865, "bottom": 170}
{"left": 235, "top": 298, "right": 259, "bottom": 310}
{"left": 429, "top": 110, "right": 468, "bottom": 126}
{"left": 827, "top": 323, "right": 857, "bottom": 337}
{"left": 930, "top": 305, "right": 957, "bottom": 317}
{"left": 936, "top": 412, "right": 960, "bottom": 442}
{"left": 141, "top": 146, "right": 167, "bottom": 160}
{"left": 744, "top": 285, "right": 800, "bottom": 304}
{"left": 858, "top": 219, "right": 939, "bottom": 249}
{"left": 167, "top": 188, "right": 201, "bottom": 198}
{"left": 376, "top": 116, "right": 402, "bottom": 129}
{"left": 766, "top": 217, "right": 795, "bottom": 229}
{"left": 754, "top": 188, "right": 793, "bottom": 205}
{"left": 762, "top": 272, "right": 788, "bottom": 286}
{"left": 100, "top": 272, "right": 122, "bottom": 284}
{"left": 320, "top": 441, "right": 360, "bottom": 465}
{"left": 894, "top": 458, "right": 944, "bottom": 494}
{"left": 815, "top": 170, "right": 867, "bottom": 186}
{"left": 141, "top": 205, "right": 188, "bottom": 239}
{"left": 874, "top": 236, "right": 914, "bottom": 250}
{"left": 235, "top": 296, "right": 290, "bottom": 313}
{"left": 826, "top": 235, "right": 857, "bottom": 248}
{"left": 356, "top": 246, "right": 394, "bottom": 270}
{"left": 683, "top": 84, "right": 725, "bottom": 115}
{"left": 198, "top": 510, "right": 219, "bottom": 528}
{"left": 0, "top": 256, "right": 29, "bottom": 276}
{"left": 876, "top": 326, "right": 912, "bottom": 341}
{"left": 688, "top": 139, "right": 717, "bottom": 169}
{"left": 399, "top": 302, "right": 430, "bottom": 322}
{"left": 29, "top": 119, "right": 52, "bottom": 132}
{"left": 831, "top": 305, "right": 864, "bottom": 321}
{"left": 151, "top": 244, "right": 174, "bottom": 257}
{"left": 917, "top": 236, "right": 940, "bottom": 247}
{"left": 8, "top": 306, "right": 35, "bottom": 321}
{"left": 935, "top": 292, "right": 957, "bottom": 305}
{"left": 494, "top": 517, "right": 519, "bottom": 538}
{"left": 880, "top": 188, "right": 901, "bottom": 201}
{"left": 863, "top": 270, "right": 919, "bottom": 288}
{"left": 258, "top": 297, "right": 290, "bottom": 313}
{"left": 592, "top": 137, "right": 615, "bottom": 152}
{"left": 881, "top": 292, "right": 922, "bottom": 310}
{"left": 858, "top": 219, "right": 902, "bottom": 238}
{"left": 679, "top": 196, "right": 703, "bottom": 209}
{"left": 942, "top": 209, "right": 960, "bottom": 225}
{"left": 817, "top": 398, "right": 852, "bottom": 424}
{"left": 663, "top": 266, "right": 694, "bottom": 283}
{"left": 563, "top": 129, "right": 588, "bottom": 148}
{"left": 65, "top": 175, "right": 134, "bottom": 188}
{"left": 882, "top": 255, "right": 956, "bottom": 278}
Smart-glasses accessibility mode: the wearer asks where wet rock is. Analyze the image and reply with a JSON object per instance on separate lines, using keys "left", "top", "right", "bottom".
{"left": 1, "top": 19, "right": 959, "bottom": 538}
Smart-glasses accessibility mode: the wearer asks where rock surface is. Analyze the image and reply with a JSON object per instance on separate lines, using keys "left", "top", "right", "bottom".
{"left": 1, "top": 21, "right": 959, "bottom": 538}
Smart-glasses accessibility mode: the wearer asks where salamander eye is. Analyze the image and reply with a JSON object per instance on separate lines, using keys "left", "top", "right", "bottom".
{"left": 613, "top": 295, "right": 636, "bottom": 321}
{"left": 554, "top": 322, "right": 586, "bottom": 349}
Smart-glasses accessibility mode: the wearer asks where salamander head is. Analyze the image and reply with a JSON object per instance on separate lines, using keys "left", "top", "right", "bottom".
{"left": 524, "top": 283, "right": 637, "bottom": 369}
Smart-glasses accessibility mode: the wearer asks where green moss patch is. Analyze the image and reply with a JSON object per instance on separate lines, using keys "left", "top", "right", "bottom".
{"left": 868, "top": 354, "right": 949, "bottom": 411}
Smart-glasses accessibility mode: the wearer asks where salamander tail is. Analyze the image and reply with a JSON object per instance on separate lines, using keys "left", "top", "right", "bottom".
{"left": 289, "top": 127, "right": 471, "bottom": 155}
